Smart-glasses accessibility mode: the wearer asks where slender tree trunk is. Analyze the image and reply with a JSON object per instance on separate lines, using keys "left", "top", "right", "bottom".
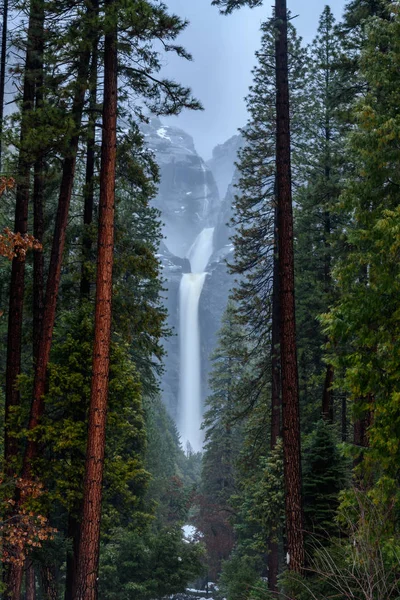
{"left": 39, "top": 565, "right": 57, "bottom": 600}
{"left": 74, "top": 6, "right": 117, "bottom": 596}
{"left": 0, "top": 0, "right": 8, "bottom": 170}
{"left": 65, "top": 513, "right": 82, "bottom": 600}
{"left": 80, "top": 35, "right": 98, "bottom": 298}
{"left": 275, "top": 0, "right": 304, "bottom": 575}
{"left": 4, "top": 0, "right": 39, "bottom": 479}
{"left": 268, "top": 204, "right": 281, "bottom": 591}
{"left": 65, "top": 27, "right": 100, "bottom": 599}
{"left": 25, "top": 560, "right": 36, "bottom": 600}
{"left": 322, "top": 364, "right": 334, "bottom": 421}
{"left": 32, "top": 2, "right": 45, "bottom": 363}
{"left": 270, "top": 204, "right": 281, "bottom": 451}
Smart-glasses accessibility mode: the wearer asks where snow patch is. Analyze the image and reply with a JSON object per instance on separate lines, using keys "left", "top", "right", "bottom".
{"left": 157, "top": 126, "right": 171, "bottom": 141}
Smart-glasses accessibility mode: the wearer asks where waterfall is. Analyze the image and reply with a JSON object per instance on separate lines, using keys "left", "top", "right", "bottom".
{"left": 179, "top": 227, "right": 215, "bottom": 452}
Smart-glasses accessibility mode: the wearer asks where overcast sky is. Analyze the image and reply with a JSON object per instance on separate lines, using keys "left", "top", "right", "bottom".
{"left": 162, "top": 0, "right": 347, "bottom": 160}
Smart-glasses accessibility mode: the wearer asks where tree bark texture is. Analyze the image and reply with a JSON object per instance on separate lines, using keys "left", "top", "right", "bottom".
{"left": 80, "top": 31, "right": 98, "bottom": 298}
{"left": 32, "top": 2, "right": 45, "bottom": 363}
{"left": 4, "top": 0, "right": 40, "bottom": 478}
{"left": 268, "top": 204, "right": 281, "bottom": 592}
{"left": 74, "top": 8, "right": 117, "bottom": 597}
{"left": 275, "top": 0, "right": 305, "bottom": 575}
{"left": 0, "top": 0, "right": 8, "bottom": 170}
{"left": 39, "top": 565, "right": 58, "bottom": 600}
{"left": 25, "top": 560, "right": 36, "bottom": 600}
{"left": 65, "top": 512, "right": 82, "bottom": 600}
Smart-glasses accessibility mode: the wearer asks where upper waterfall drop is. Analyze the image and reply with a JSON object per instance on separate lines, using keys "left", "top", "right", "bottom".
{"left": 187, "top": 227, "right": 215, "bottom": 274}
{"left": 179, "top": 227, "right": 215, "bottom": 453}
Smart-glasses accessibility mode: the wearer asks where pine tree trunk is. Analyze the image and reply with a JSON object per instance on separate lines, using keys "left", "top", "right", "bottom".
{"left": 4, "top": 0, "right": 39, "bottom": 479}
{"left": 0, "top": 0, "right": 8, "bottom": 170}
{"left": 80, "top": 32, "right": 98, "bottom": 298}
{"left": 39, "top": 565, "right": 57, "bottom": 600}
{"left": 270, "top": 204, "right": 281, "bottom": 451}
{"left": 32, "top": 1, "right": 45, "bottom": 363}
{"left": 74, "top": 6, "right": 117, "bottom": 596}
{"left": 268, "top": 204, "right": 281, "bottom": 591}
{"left": 25, "top": 560, "right": 36, "bottom": 600}
{"left": 65, "top": 512, "right": 82, "bottom": 600}
{"left": 275, "top": 0, "right": 304, "bottom": 575}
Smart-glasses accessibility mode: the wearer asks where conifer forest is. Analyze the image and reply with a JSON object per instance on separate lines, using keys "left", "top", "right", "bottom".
{"left": 1, "top": 0, "right": 400, "bottom": 597}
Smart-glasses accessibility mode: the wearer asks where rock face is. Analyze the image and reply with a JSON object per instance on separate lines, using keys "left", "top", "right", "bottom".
{"left": 206, "top": 134, "right": 242, "bottom": 201}
{"left": 144, "top": 118, "right": 238, "bottom": 435}
{"left": 143, "top": 117, "right": 219, "bottom": 258}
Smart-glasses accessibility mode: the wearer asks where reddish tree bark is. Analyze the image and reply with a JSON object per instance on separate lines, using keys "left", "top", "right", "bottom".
{"left": 275, "top": 0, "right": 305, "bottom": 575}
{"left": 268, "top": 203, "right": 281, "bottom": 591}
{"left": 80, "top": 36, "right": 98, "bottom": 298}
{"left": 74, "top": 5, "right": 117, "bottom": 596}
{"left": 32, "top": 0, "right": 45, "bottom": 363}
{"left": 25, "top": 560, "right": 36, "bottom": 600}
{"left": 4, "top": 0, "right": 40, "bottom": 478}
{"left": 0, "top": 0, "right": 8, "bottom": 170}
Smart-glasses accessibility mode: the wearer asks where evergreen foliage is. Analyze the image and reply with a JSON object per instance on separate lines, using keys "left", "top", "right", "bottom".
{"left": 303, "top": 420, "right": 348, "bottom": 539}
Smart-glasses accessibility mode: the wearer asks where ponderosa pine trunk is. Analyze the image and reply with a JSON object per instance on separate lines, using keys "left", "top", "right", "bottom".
{"left": 39, "top": 565, "right": 57, "bottom": 600}
{"left": 65, "top": 28, "right": 99, "bottom": 600}
{"left": 65, "top": 513, "right": 82, "bottom": 600}
{"left": 0, "top": 0, "right": 8, "bottom": 170}
{"left": 275, "top": 0, "right": 305, "bottom": 575}
{"left": 4, "top": 0, "right": 40, "bottom": 479}
{"left": 268, "top": 203, "right": 281, "bottom": 591}
{"left": 74, "top": 4, "right": 117, "bottom": 596}
{"left": 32, "top": 2, "right": 45, "bottom": 362}
{"left": 25, "top": 560, "right": 36, "bottom": 600}
{"left": 80, "top": 33, "right": 98, "bottom": 298}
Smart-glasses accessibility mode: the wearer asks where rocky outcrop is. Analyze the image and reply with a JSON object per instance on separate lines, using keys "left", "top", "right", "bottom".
{"left": 206, "top": 134, "right": 242, "bottom": 201}
{"left": 143, "top": 117, "right": 219, "bottom": 258}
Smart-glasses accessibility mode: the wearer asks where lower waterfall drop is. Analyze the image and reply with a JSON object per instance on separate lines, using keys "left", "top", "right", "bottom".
{"left": 179, "top": 227, "right": 215, "bottom": 452}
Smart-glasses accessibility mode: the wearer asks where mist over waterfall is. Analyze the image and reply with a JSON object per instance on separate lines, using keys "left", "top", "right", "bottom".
{"left": 179, "top": 228, "right": 215, "bottom": 452}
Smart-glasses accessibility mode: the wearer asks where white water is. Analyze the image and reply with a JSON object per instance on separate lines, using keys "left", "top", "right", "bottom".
{"left": 179, "top": 227, "right": 215, "bottom": 452}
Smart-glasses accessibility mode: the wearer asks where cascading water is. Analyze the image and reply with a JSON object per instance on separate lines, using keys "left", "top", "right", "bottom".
{"left": 179, "top": 227, "right": 214, "bottom": 452}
